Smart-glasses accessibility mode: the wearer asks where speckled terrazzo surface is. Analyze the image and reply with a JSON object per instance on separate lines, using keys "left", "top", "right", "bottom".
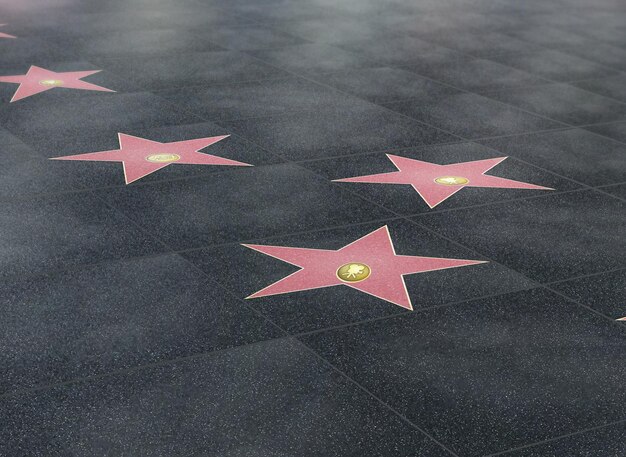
{"left": 0, "top": 0, "right": 625, "bottom": 455}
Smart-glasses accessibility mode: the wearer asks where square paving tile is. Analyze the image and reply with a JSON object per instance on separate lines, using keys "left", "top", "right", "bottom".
{"left": 0, "top": 36, "right": 77, "bottom": 66}
{"left": 416, "top": 189, "right": 626, "bottom": 283}
{"left": 182, "top": 219, "right": 534, "bottom": 333}
{"left": 385, "top": 47, "right": 468, "bottom": 72}
{"left": 572, "top": 23, "right": 626, "bottom": 47}
{"left": 219, "top": 102, "right": 456, "bottom": 160}
{"left": 505, "top": 26, "right": 596, "bottom": 49}
{"left": 404, "top": 55, "right": 550, "bottom": 92}
{"left": 0, "top": 192, "right": 165, "bottom": 280}
{"left": 0, "top": 254, "right": 280, "bottom": 394}
{"left": 562, "top": 42, "right": 626, "bottom": 72}
{"left": 311, "top": 67, "right": 454, "bottom": 103}
{"left": 200, "top": 24, "right": 309, "bottom": 50}
{"left": 95, "top": 51, "right": 289, "bottom": 91}
{"left": 482, "top": 83, "right": 626, "bottom": 126}
{"left": 571, "top": 74, "right": 626, "bottom": 103}
{"left": 56, "top": 29, "right": 225, "bottom": 59}
{"left": 383, "top": 91, "right": 563, "bottom": 139}
{"left": 338, "top": 35, "right": 460, "bottom": 66}
{"left": 101, "top": 163, "right": 395, "bottom": 251}
{"left": 230, "top": 1, "right": 345, "bottom": 23}
{"left": 550, "top": 269, "right": 626, "bottom": 321}
{"left": 249, "top": 43, "right": 375, "bottom": 75}
{"left": 275, "top": 17, "right": 394, "bottom": 45}
{"left": 0, "top": 126, "right": 24, "bottom": 145}
{"left": 489, "top": 49, "right": 618, "bottom": 82}
{"left": 584, "top": 121, "right": 626, "bottom": 144}
{"left": 479, "top": 128, "right": 626, "bottom": 186}
{"left": 158, "top": 77, "right": 357, "bottom": 122}
{"left": 501, "top": 422, "right": 626, "bottom": 456}
{"left": 603, "top": 183, "right": 626, "bottom": 200}
{"left": 0, "top": 92, "right": 202, "bottom": 155}
{"left": 301, "top": 288, "right": 626, "bottom": 456}
{"left": 0, "top": 339, "right": 450, "bottom": 457}
{"left": 415, "top": 30, "right": 545, "bottom": 58}
{"left": 0, "top": 142, "right": 79, "bottom": 200}
{"left": 12, "top": 8, "right": 250, "bottom": 37}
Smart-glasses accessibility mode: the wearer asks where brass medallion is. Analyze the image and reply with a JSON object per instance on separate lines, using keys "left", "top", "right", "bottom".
{"left": 434, "top": 176, "right": 469, "bottom": 186}
{"left": 337, "top": 263, "right": 371, "bottom": 282}
{"left": 145, "top": 154, "right": 181, "bottom": 163}
{"left": 39, "top": 79, "right": 64, "bottom": 87}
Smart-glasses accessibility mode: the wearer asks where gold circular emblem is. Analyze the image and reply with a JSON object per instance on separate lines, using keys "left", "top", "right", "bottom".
{"left": 39, "top": 79, "right": 64, "bottom": 87}
{"left": 434, "top": 176, "right": 469, "bottom": 186}
{"left": 145, "top": 154, "right": 181, "bottom": 163}
{"left": 336, "top": 263, "right": 371, "bottom": 282}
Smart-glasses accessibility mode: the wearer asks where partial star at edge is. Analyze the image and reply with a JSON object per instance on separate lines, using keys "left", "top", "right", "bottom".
{"left": 0, "top": 24, "right": 16, "bottom": 39}
{"left": 51, "top": 133, "right": 252, "bottom": 184}
{"left": 334, "top": 155, "right": 553, "bottom": 208}
{"left": 244, "top": 226, "right": 486, "bottom": 310}
{"left": 0, "top": 65, "right": 115, "bottom": 102}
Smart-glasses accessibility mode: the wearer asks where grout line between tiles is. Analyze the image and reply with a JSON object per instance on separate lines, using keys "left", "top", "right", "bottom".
{"left": 0, "top": 212, "right": 404, "bottom": 283}
{"left": 293, "top": 338, "right": 461, "bottom": 457}
{"left": 543, "top": 265, "right": 626, "bottom": 285}
{"left": 484, "top": 417, "right": 626, "bottom": 456}
{"left": 0, "top": 335, "right": 293, "bottom": 401}
{"left": 292, "top": 285, "right": 540, "bottom": 339}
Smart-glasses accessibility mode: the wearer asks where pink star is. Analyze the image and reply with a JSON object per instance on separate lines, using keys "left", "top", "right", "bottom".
{"left": 51, "top": 133, "right": 252, "bottom": 184}
{"left": 0, "top": 24, "right": 16, "bottom": 39}
{"left": 0, "top": 65, "right": 115, "bottom": 102}
{"left": 244, "top": 226, "right": 486, "bottom": 310}
{"left": 334, "top": 155, "right": 553, "bottom": 208}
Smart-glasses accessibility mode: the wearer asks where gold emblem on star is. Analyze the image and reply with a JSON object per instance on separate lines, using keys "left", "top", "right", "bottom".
{"left": 435, "top": 176, "right": 469, "bottom": 186}
{"left": 146, "top": 154, "right": 181, "bottom": 163}
{"left": 337, "top": 262, "right": 371, "bottom": 282}
{"left": 39, "top": 79, "right": 64, "bottom": 87}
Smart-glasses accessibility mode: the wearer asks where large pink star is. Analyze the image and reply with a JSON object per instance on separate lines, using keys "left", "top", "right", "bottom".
{"left": 51, "top": 133, "right": 252, "bottom": 184}
{"left": 0, "top": 24, "right": 16, "bottom": 39}
{"left": 244, "top": 226, "right": 486, "bottom": 310}
{"left": 334, "top": 155, "right": 553, "bottom": 208}
{"left": 0, "top": 65, "right": 115, "bottom": 102}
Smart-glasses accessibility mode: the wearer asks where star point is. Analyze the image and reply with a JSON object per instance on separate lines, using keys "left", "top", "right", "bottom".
{"left": 335, "top": 155, "right": 553, "bottom": 208}
{"left": 51, "top": 133, "right": 251, "bottom": 184}
{"left": 0, "top": 24, "right": 16, "bottom": 39}
{"left": 244, "top": 226, "right": 485, "bottom": 309}
{"left": 0, "top": 65, "right": 115, "bottom": 102}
